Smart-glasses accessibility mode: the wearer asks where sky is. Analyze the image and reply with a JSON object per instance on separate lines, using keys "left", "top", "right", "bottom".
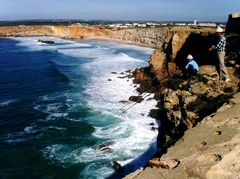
{"left": 0, "top": 0, "right": 239, "bottom": 22}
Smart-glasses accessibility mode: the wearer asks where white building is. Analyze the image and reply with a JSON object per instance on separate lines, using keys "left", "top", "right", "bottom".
{"left": 198, "top": 23, "right": 217, "bottom": 27}
{"left": 175, "top": 23, "right": 187, "bottom": 26}
{"left": 194, "top": 20, "right": 197, "bottom": 26}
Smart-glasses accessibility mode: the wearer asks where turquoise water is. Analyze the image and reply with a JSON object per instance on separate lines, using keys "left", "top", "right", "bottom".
{"left": 0, "top": 37, "right": 158, "bottom": 178}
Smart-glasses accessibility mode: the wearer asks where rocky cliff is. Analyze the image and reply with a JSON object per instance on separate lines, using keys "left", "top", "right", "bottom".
{"left": 0, "top": 24, "right": 111, "bottom": 38}
{"left": 123, "top": 20, "right": 240, "bottom": 179}
{"left": 125, "top": 58, "right": 240, "bottom": 179}
{"left": 0, "top": 25, "right": 214, "bottom": 53}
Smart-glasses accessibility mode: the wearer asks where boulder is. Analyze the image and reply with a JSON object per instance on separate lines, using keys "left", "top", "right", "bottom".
{"left": 38, "top": 39, "right": 55, "bottom": 44}
{"left": 190, "top": 82, "right": 210, "bottom": 95}
{"left": 129, "top": 96, "right": 144, "bottom": 103}
{"left": 111, "top": 161, "right": 123, "bottom": 171}
{"left": 98, "top": 144, "right": 113, "bottom": 153}
{"left": 133, "top": 68, "right": 151, "bottom": 82}
{"left": 162, "top": 89, "right": 180, "bottom": 111}
{"left": 149, "top": 50, "right": 168, "bottom": 81}
{"left": 149, "top": 109, "right": 161, "bottom": 119}
{"left": 148, "top": 157, "right": 180, "bottom": 170}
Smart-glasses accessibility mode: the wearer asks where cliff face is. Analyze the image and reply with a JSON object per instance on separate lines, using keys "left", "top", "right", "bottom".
{"left": 0, "top": 25, "right": 214, "bottom": 53}
{"left": 0, "top": 25, "right": 111, "bottom": 38}
{"left": 226, "top": 13, "right": 240, "bottom": 34}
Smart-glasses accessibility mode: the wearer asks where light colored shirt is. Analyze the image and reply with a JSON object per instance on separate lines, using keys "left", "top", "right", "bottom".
{"left": 185, "top": 60, "right": 199, "bottom": 72}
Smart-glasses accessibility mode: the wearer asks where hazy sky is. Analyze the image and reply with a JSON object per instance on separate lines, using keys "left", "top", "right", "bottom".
{"left": 0, "top": 0, "right": 239, "bottom": 21}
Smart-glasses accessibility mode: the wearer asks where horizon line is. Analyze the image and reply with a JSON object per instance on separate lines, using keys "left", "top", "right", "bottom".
{"left": 0, "top": 18, "right": 227, "bottom": 23}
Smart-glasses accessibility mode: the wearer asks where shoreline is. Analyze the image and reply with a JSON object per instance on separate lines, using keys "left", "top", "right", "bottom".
{"left": 1, "top": 25, "right": 239, "bottom": 178}
{"left": 75, "top": 36, "right": 157, "bottom": 49}
{"left": 1, "top": 38, "right": 157, "bottom": 178}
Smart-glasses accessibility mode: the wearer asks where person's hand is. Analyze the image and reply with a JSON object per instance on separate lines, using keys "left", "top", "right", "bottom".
{"left": 208, "top": 45, "right": 215, "bottom": 51}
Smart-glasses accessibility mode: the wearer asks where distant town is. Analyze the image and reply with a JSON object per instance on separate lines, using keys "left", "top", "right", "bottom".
{"left": 0, "top": 19, "right": 226, "bottom": 29}
{"left": 98, "top": 20, "right": 225, "bottom": 29}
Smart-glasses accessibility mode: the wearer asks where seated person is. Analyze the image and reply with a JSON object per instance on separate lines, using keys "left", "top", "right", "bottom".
{"left": 185, "top": 54, "right": 199, "bottom": 75}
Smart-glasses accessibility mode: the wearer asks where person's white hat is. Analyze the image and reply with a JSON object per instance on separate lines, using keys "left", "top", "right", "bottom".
{"left": 187, "top": 54, "right": 193, "bottom": 60}
{"left": 216, "top": 26, "right": 224, "bottom": 33}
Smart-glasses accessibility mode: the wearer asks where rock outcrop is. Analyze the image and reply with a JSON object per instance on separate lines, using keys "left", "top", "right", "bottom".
{"left": 128, "top": 92, "right": 240, "bottom": 179}
{"left": 226, "top": 13, "right": 240, "bottom": 34}
{"left": 149, "top": 50, "right": 168, "bottom": 81}
{"left": 38, "top": 39, "right": 55, "bottom": 44}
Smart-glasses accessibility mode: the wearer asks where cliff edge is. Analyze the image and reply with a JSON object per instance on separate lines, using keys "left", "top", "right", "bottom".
{"left": 124, "top": 14, "right": 240, "bottom": 179}
{"left": 125, "top": 92, "right": 240, "bottom": 179}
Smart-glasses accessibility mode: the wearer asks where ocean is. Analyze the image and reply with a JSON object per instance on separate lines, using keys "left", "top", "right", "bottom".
{"left": 0, "top": 37, "right": 159, "bottom": 178}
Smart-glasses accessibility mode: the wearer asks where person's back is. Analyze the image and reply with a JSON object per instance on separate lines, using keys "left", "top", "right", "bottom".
{"left": 185, "top": 54, "right": 199, "bottom": 75}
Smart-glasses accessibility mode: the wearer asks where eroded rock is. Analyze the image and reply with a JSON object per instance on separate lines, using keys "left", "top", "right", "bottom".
{"left": 148, "top": 157, "right": 180, "bottom": 170}
{"left": 129, "top": 96, "right": 144, "bottom": 103}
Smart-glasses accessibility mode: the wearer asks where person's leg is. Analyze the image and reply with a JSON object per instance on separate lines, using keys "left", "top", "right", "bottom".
{"left": 217, "top": 51, "right": 229, "bottom": 80}
{"left": 213, "top": 52, "right": 220, "bottom": 79}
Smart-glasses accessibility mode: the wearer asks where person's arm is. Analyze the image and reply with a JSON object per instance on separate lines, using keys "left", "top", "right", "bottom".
{"left": 185, "top": 63, "right": 188, "bottom": 70}
{"left": 208, "top": 45, "right": 215, "bottom": 51}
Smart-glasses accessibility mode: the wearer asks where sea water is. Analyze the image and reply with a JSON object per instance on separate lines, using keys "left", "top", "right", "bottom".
{"left": 0, "top": 37, "right": 159, "bottom": 178}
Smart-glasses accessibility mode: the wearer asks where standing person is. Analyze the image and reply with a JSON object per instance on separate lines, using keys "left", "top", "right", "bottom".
{"left": 185, "top": 54, "right": 199, "bottom": 76}
{"left": 208, "top": 26, "right": 230, "bottom": 82}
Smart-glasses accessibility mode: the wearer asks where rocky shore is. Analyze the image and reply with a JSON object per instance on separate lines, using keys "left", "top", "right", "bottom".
{"left": 123, "top": 22, "right": 240, "bottom": 178}
{"left": 1, "top": 23, "right": 240, "bottom": 178}
{"left": 125, "top": 92, "right": 240, "bottom": 179}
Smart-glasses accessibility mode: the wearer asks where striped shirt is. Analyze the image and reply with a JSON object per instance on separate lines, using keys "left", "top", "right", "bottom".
{"left": 215, "top": 35, "right": 226, "bottom": 52}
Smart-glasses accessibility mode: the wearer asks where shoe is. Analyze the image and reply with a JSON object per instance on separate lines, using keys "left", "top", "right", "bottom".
{"left": 225, "top": 78, "right": 230, "bottom": 82}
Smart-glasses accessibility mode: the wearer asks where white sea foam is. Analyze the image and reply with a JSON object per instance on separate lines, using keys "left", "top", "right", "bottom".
{"left": 0, "top": 99, "right": 17, "bottom": 106}
{"left": 3, "top": 130, "right": 43, "bottom": 144}
{"left": 10, "top": 37, "right": 91, "bottom": 52}
{"left": 74, "top": 39, "right": 157, "bottom": 174}
{"left": 24, "top": 125, "right": 38, "bottom": 133}
{"left": 11, "top": 37, "right": 157, "bottom": 177}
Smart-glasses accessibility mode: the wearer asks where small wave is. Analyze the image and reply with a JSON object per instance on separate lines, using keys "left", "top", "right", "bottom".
{"left": 0, "top": 99, "right": 17, "bottom": 107}
{"left": 3, "top": 130, "right": 43, "bottom": 144}
{"left": 50, "top": 67, "right": 70, "bottom": 82}
{"left": 24, "top": 125, "right": 38, "bottom": 133}
{"left": 42, "top": 144, "right": 67, "bottom": 162}
{"left": 81, "top": 163, "right": 114, "bottom": 179}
